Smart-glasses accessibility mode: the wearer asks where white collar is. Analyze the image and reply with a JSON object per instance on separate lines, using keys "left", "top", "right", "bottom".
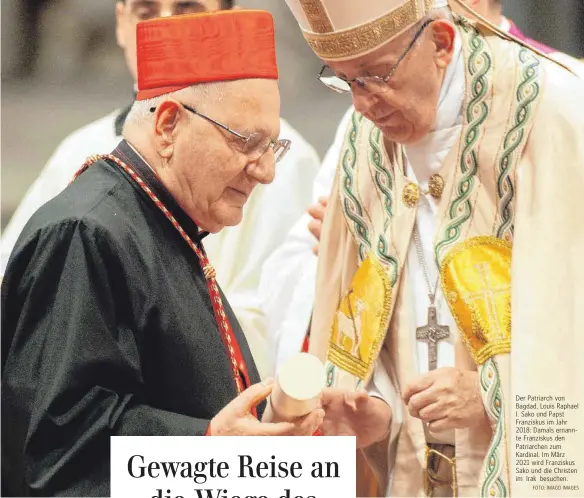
{"left": 433, "top": 32, "right": 464, "bottom": 131}
{"left": 404, "top": 32, "right": 464, "bottom": 185}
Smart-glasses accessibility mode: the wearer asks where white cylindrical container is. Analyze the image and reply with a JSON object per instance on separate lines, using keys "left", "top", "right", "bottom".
{"left": 262, "top": 352, "right": 326, "bottom": 423}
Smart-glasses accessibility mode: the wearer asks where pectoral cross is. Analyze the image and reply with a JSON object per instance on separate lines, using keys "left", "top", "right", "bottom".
{"left": 416, "top": 304, "right": 450, "bottom": 370}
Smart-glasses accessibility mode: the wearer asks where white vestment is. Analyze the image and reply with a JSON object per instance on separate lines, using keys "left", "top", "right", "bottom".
{"left": 266, "top": 12, "right": 584, "bottom": 379}
{"left": 0, "top": 107, "right": 321, "bottom": 379}
{"left": 261, "top": 106, "right": 352, "bottom": 375}
{"left": 265, "top": 35, "right": 466, "bottom": 381}
{"left": 264, "top": 34, "right": 466, "bottom": 493}
{"left": 371, "top": 34, "right": 465, "bottom": 494}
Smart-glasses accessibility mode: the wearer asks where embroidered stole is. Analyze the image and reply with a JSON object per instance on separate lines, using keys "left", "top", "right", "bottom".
{"left": 318, "top": 18, "right": 543, "bottom": 496}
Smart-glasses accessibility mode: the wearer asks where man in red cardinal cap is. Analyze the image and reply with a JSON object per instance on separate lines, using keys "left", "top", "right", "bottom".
{"left": 0, "top": 0, "right": 321, "bottom": 381}
{"left": 1, "top": 11, "right": 324, "bottom": 497}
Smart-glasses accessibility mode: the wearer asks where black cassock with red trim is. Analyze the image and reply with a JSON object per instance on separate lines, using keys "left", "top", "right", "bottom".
{"left": 1, "top": 140, "right": 262, "bottom": 497}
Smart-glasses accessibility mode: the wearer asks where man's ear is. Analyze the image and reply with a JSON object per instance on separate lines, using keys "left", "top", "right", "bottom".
{"left": 154, "top": 100, "right": 182, "bottom": 159}
{"left": 429, "top": 20, "right": 456, "bottom": 69}
{"left": 115, "top": 2, "right": 127, "bottom": 49}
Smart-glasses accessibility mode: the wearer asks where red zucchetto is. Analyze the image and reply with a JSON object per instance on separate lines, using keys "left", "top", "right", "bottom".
{"left": 136, "top": 10, "right": 278, "bottom": 101}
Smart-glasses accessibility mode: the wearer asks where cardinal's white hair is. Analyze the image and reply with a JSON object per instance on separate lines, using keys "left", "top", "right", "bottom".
{"left": 123, "top": 82, "right": 226, "bottom": 131}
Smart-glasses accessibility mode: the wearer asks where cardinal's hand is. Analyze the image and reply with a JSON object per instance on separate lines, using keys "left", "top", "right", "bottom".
{"left": 210, "top": 380, "right": 324, "bottom": 436}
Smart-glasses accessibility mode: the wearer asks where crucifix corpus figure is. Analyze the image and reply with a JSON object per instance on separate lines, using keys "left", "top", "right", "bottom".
{"left": 416, "top": 304, "right": 450, "bottom": 371}
{"left": 411, "top": 226, "right": 450, "bottom": 371}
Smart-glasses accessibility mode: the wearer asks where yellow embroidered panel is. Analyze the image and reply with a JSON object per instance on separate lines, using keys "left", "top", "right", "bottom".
{"left": 328, "top": 252, "right": 391, "bottom": 380}
{"left": 440, "top": 236, "right": 512, "bottom": 365}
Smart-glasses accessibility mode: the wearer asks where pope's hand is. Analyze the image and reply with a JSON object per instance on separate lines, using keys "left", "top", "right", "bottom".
{"left": 209, "top": 380, "right": 325, "bottom": 436}
{"left": 320, "top": 388, "right": 391, "bottom": 448}
{"left": 402, "top": 367, "right": 490, "bottom": 432}
{"left": 307, "top": 196, "right": 328, "bottom": 255}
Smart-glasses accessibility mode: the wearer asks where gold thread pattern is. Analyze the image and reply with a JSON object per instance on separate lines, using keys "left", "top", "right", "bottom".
{"left": 298, "top": 0, "right": 333, "bottom": 34}
{"left": 424, "top": 445, "right": 458, "bottom": 497}
{"left": 402, "top": 176, "right": 444, "bottom": 207}
{"left": 303, "top": 0, "right": 424, "bottom": 60}
{"left": 428, "top": 173, "right": 445, "bottom": 198}
{"left": 327, "top": 252, "right": 392, "bottom": 380}
{"left": 440, "top": 236, "right": 512, "bottom": 365}
{"left": 403, "top": 182, "right": 420, "bottom": 207}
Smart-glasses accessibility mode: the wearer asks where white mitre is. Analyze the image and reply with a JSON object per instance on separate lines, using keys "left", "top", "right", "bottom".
{"left": 284, "top": 0, "right": 449, "bottom": 61}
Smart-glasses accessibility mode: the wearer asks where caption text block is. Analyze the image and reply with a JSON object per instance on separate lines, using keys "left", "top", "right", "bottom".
{"left": 111, "top": 436, "right": 356, "bottom": 498}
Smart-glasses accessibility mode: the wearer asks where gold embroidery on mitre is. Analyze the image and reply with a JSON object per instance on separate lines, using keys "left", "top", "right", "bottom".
{"left": 440, "top": 236, "right": 512, "bottom": 365}
{"left": 328, "top": 253, "right": 391, "bottom": 380}
{"left": 303, "top": 0, "right": 423, "bottom": 60}
{"left": 298, "top": 0, "right": 333, "bottom": 34}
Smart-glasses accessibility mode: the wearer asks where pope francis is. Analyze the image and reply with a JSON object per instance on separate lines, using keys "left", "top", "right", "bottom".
{"left": 283, "top": 0, "right": 584, "bottom": 496}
